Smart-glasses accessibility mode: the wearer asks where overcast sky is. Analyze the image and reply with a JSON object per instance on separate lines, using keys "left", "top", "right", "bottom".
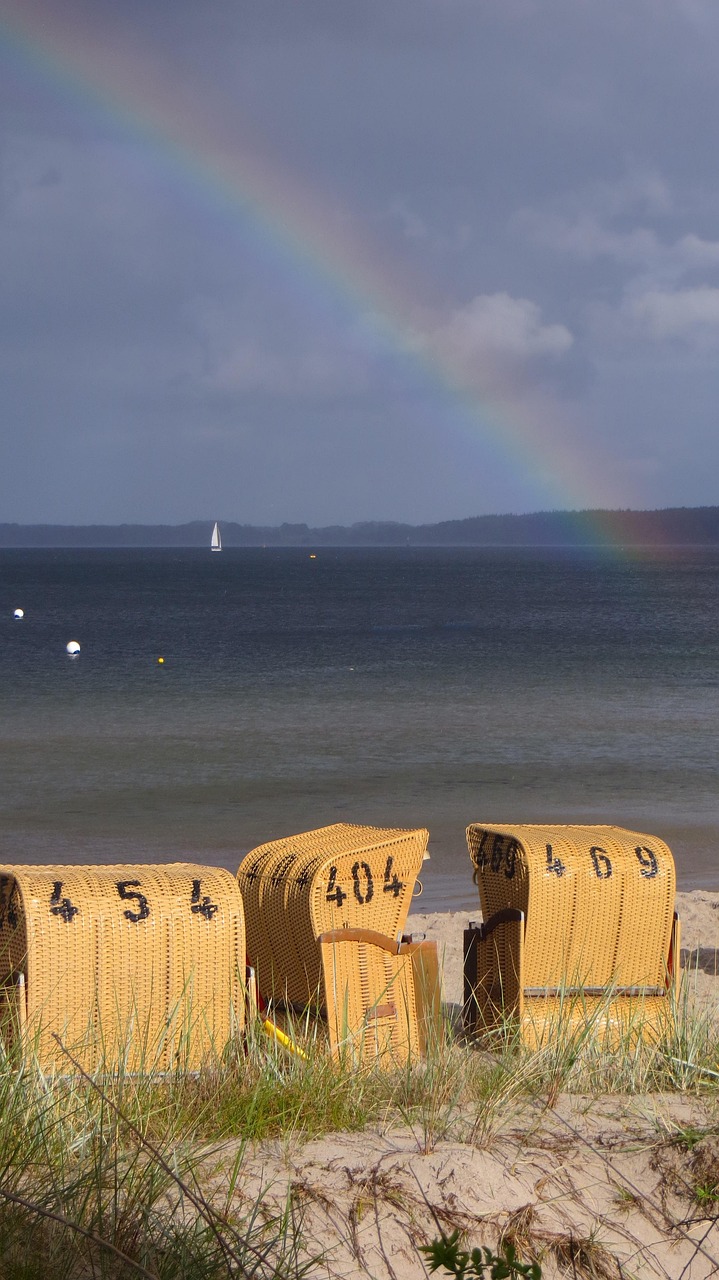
{"left": 1, "top": 0, "right": 719, "bottom": 526}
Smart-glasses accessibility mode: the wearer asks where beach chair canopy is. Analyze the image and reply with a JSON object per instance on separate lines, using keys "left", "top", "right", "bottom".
{"left": 238, "top": 822, "right": 428, "bottom": 1006}
{"left": 0, "top": 863, "right": 246, "bottom": 1071}
{"left": 464, "top": 824, "right": 678, "bottom": 1043}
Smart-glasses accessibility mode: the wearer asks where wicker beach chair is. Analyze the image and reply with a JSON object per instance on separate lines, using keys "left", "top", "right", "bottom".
{"left": 463, "top": 824, "right": 679, "bottom": 1046}
{"left": 0, "top": 863, "right": 246, "bottom": 1072}
{"left": 237, "top": 822, "right": 429, "bottom": 1007}
{"left": 319, "top": 928, "right": 441, "bottom": 1066}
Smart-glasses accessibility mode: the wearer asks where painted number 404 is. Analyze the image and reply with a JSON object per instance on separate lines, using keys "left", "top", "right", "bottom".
{"left": 326, "top": 855, "right": 406, "bottom": 907}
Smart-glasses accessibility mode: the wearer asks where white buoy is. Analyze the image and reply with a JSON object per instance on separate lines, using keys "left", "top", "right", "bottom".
{"left": 13, "top": 608, "right": 24, "bottom": 620}
{"left": 66, "top": 640, "right": 81, "bottom": 656}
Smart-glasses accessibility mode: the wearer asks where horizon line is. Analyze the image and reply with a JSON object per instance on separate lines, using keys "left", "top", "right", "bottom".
{"left": 1, "top": 502, "right": 719, "bottom": 529}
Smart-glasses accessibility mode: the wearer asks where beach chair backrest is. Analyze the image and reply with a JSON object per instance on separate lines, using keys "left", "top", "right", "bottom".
{"left": 238, "top": 823, "right": 428, "bottom": 1005}
{"left": 0, "top": 863, "right": 245, "bottom": 1071}
{"left": 466, "top": 824, "right": 676, "bottom": 990}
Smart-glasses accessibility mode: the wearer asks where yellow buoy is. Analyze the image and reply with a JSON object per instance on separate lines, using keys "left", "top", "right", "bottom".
{"left": 157, "top": 657, "right": 164, "bottom": 664}
{"left": 309, "top": 553, "right": 317, "bottom": 559}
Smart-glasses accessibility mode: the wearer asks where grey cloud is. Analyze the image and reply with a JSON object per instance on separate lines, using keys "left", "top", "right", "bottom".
{"left": 675, "top": 235, "right": 719, "bottom": 268}
{"left": 518, "top": 211, "right": 719, "bottom": 280}
{"left": 424, "top": 294, "right": 574, "bottom": 392}
{"left": 625, "top": 286, "right": 719, "bottom": 344}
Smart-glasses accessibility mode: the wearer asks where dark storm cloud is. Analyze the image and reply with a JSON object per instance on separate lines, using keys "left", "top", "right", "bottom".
{"left": 1, "top": 0, "right": 719, "bottom": 522}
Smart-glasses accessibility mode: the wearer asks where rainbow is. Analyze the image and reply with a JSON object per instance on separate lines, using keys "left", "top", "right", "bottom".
{"left": 0, "top": 0, "right": 647, "bottom": 545}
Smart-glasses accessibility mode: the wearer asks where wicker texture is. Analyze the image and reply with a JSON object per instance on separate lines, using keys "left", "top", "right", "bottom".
{"left": 238, "top": 824, "right": 428, "bottom": 1005}
{"left": 464, "top": 824, "right": 677, "bottom": 1044}
{"left": 319, "top": 929, "right": 439, "bottom": 1066}
{"left": 0, "top": 863, "right": 245, "bottom": 1071}
{"left": 400, "top": 938, "right": 442, "bottom": 1058}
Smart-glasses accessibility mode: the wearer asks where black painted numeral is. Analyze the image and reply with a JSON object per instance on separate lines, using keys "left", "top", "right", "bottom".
{"left": 475, "top": 831, "right": 490, "bottom": 871}
{"left": 476, "top": 834, "right": 518, "bottom": 879}
{"left": 326, "top": 865, "right": 347, "bottom": 907}
{"left": 270, "top": 854, "right": 295, "bottom": 887}
{"left": 589, "top": 847, "right": 613, "bottom": 880}
{"left": 382, "top": 855, "right": 405, "bottom": 898}
{"left": 635, "top": 846, "right": 659, "bottom": 879}
{"left": 190, "top": 879, "right": 219, "bottom": 920}
{"left": 490, "top": 835, "right": 504, "bottom": 873}
{"left": 49, "top": 881, "right": 79, "bottom": 923}
{"left": 352, "top": 861, "right": 374, "bottom": 905}
{"left": 545, "top": 844, "right": 566, "bottom": 877}
{"left": 116, "top": 880, "right": 150, "bottom": 923}
{"left": 0, "top": 876, "right": 18, "bottom": 930}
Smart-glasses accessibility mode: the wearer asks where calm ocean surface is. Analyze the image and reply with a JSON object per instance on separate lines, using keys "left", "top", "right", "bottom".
{"left": 1, "top": 546, "right": 717, "bottom": 911}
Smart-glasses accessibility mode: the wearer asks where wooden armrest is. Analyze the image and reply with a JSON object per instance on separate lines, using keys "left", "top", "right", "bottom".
{"left": 471, "top": 908, "right": 524, "bottom": 941}
{"left": 318, "top": 928, "right": 400, "bottom": 954}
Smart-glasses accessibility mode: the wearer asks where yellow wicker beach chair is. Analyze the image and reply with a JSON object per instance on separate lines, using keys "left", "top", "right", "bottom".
{"left": 0, "top": 863, "right": 246, "bottom": 1072}
{"left": 319, "top": 928, "right": 441, "bottom": 1066}
{"left": 237, "top": 823, "right": 428, "bottom": 1007}
{"left": 463, "top": 824, "right": 679, "bottom": 1047}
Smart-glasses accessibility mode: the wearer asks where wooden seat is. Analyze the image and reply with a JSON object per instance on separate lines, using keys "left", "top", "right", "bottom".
{"left": 237, "top": 823, "right": 428, "bottom": 1007}
{"left": 463, "top": 824, "right": 679, "bottom": 1046}
{"left": 319, "top": 928, "right": 441, "bottom": 1066}
{"left": 0, "top": 863, "right": 246, "bottom": 1072}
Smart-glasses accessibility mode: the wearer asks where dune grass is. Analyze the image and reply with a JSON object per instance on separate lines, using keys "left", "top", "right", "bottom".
{"left": 0, "top": 977, "right": 718, "bottom": 1278}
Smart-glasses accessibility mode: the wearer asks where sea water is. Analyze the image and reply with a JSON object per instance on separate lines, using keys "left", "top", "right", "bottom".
{"left": 0, "top": 546, "right": 717, "bottom": 911}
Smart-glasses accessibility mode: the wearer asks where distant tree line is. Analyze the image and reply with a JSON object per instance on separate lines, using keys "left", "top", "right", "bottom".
{"left": 1, "top": 506, "right": 719, "bottom": 546}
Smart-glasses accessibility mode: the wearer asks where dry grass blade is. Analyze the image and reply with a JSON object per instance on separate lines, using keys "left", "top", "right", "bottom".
{"left": 50, "top": 1033, "right": 295, "bottom": 1279}
{"left": 0, "top": 1183, "right": 159, "bottom": 1279}
{"left": 549, "top": 1105, "right": 719, "bottom": 1275}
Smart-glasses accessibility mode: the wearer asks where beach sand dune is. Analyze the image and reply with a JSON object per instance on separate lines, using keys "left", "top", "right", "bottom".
{"left": 209, "top": 891, "right": 719, "bottom": 1279}
{"left": 225, "top": 1094, "right": 719, "bottom": 1279}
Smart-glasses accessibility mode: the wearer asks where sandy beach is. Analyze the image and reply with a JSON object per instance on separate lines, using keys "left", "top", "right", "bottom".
{"left": 222, "top": 891, "right": 719, "bottom": 1280}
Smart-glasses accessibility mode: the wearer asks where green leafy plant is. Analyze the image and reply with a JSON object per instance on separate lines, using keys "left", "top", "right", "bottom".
{"left": 694, "top": 1182, "right": 719, "bottom": 1206}
{"left": 421, "top": 1230, "right": 541, "bottom": 1279}
{"left": 674, "top": 1124, "right": 712, "bottom": 1151}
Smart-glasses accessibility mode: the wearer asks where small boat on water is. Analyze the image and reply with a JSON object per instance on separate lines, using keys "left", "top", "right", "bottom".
{"left": 211, "top": 521, "right": 222, "bottom": 552}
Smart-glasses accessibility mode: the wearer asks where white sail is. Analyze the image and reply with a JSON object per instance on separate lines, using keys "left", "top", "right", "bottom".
{"left": 211, "top": 521, "right": 222, "bottom": 551}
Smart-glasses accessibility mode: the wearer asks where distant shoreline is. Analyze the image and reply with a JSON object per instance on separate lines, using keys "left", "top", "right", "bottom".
{"left": 2, "top": 504, "right": 719, "bottom": 547}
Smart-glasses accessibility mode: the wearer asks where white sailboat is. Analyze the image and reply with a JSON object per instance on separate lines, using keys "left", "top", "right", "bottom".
{"left": 210, "top": 521, "right": 222, "bottom": 552}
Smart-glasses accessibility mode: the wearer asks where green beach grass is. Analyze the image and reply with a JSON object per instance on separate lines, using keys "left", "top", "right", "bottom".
{"left": 0, "top": 969, "right": 719, "bottom": 1279}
